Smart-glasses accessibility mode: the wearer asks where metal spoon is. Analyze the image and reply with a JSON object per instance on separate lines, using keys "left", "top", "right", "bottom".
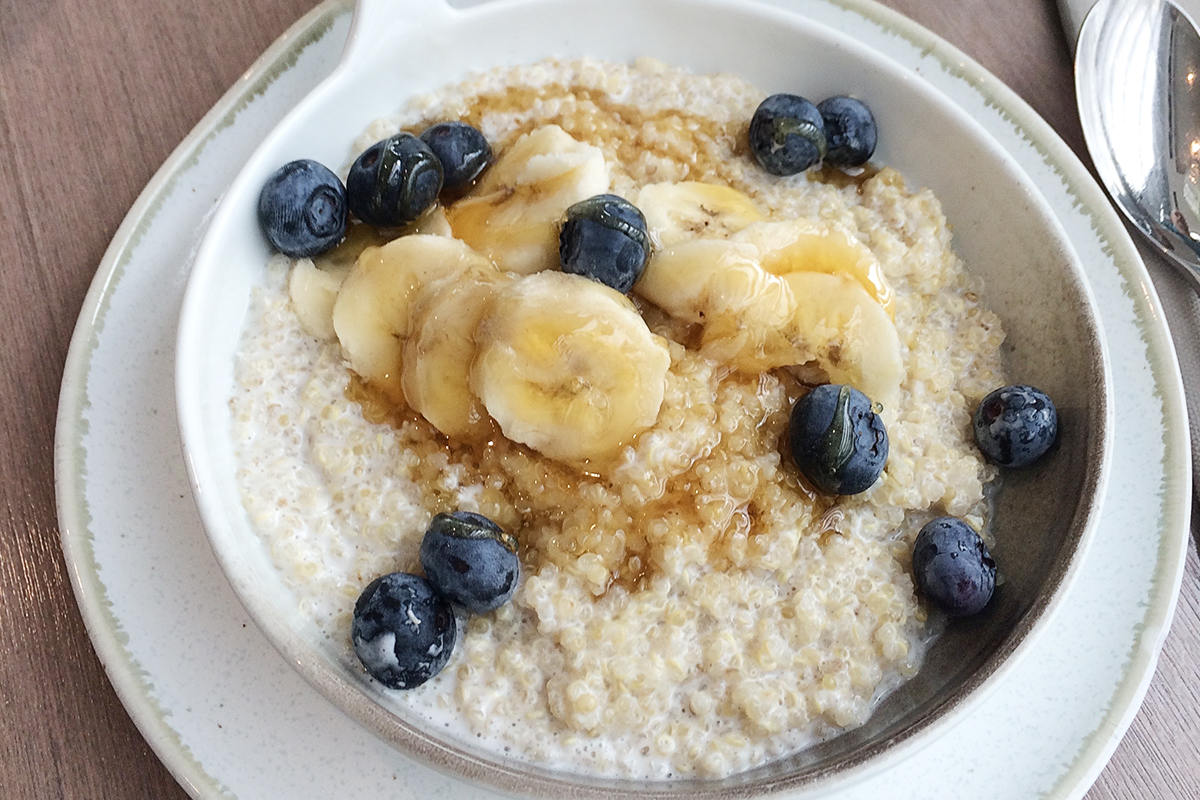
{"left": 1063, "top": 0, "right": 1200, "bottom": 495}
{"left": 1064, "top": 0, "right": 1200, "bottom": 287}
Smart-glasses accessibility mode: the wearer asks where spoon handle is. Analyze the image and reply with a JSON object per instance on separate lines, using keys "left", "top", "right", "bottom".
{"left": 1058, "top": 0, "right": 1100, "bottom": 51}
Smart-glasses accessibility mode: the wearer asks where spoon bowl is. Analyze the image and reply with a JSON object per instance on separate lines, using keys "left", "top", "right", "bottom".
{"left": 1074, "top": 0, "right": 1200, "bottom": 284}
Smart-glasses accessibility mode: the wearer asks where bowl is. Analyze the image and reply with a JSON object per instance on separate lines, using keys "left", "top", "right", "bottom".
{"left": 175, "top": 0, "right": 1112, "bottom": 796}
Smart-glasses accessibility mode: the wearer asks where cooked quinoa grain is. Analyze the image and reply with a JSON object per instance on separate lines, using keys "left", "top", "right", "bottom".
{"left": 231, "top": 57, "right": 1006, "bottom": 779}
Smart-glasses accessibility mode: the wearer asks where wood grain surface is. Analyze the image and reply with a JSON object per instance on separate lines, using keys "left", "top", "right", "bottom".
{"left": 2, "top": 0, "right": 1197, "bottom": 797}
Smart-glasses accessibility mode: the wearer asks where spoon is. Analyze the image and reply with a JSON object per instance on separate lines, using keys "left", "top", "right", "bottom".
{"left": 1063, "top": 0, "right": 1200, "bottom": 494}
{"left": 1064, "top": 0, "right": 1200, "bottom": 287}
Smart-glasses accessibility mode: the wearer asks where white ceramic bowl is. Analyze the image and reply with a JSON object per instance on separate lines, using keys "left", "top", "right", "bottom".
{"left": 176, "top": 0, "right": 1112, "bottom": 796}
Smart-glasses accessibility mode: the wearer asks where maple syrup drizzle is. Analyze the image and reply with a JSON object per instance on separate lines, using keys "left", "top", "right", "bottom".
{"left": 346, "top": 81, "right": 865, "bottom": 594}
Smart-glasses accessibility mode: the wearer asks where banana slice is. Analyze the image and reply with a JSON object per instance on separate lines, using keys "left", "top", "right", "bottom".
{"left": 332, "top": 234, "right": 493, "bottom": 403}
{"left": 633, "top": 181, "right": 765, "bottom": 248}
{"left": 783, "top": 271, "right": 905, "bottom": 413}
{"left": 292, "top": 210, "right": 456, "bottom": 341}
{"left": 637, "top": 236, "right": 904, "bottom": 400}
{"left": 410, "top": 205, "right": 454, "bottom": 238}
{"left": 402, "top": 263, "right": 510, "bottom": 439}
{"left": 289, "top": 259, "right": 343, "bottom": 340}
{"left": 472, "top": 271, "right": 670, "bottom": 464}
{"left": 732, "top": 219, "right": 892, "bottom": 312}
{"left": 445, "top": 125, "right": 610, "bottom": 275}
{"left": 637, "top": 240, "right": 789, "bottom": 325}
{"left": 314, "top": 209, "right": 453, "bottom": 275}
{"left": 637, "top": 239, "right": 802, "bottom": 372}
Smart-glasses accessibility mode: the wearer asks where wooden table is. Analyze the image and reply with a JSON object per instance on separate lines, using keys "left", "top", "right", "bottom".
{"left": 2, "top": 0, "right": 1197, "bottom": 797}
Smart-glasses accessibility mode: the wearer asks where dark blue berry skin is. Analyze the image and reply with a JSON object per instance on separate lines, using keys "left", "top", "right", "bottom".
{"left": 817, "top": 96, "right": 878, "bottom": 167}
{"left": 973, "top": 385, "right": 1058, "bottom": 467}
{"left": 419, "top": 122, "right": 492, "bottom": 193}
{"left": 257, "top": 159, "right": 348, "bottom": 257}
{"left": 748, "top": 93, "right": 827, "bottom": 176}
{"left": 420, "top": 511, "right": 520, "bottom": 615}
{"left": 559, "top": 194, "right": 652, "bottom": 294}
{"left": 346, "top": 133, "right": 443, "bottom": 227}
{"left": 912, "top": 517, "right": 997, "bottom": 617}
{"left": 789, "top": 384, "right": 888, "bottom": 495}
{"left": 351, "top": 572, "right": 456, "bottom": 690}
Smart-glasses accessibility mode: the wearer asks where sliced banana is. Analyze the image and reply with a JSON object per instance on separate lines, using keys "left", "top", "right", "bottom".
{"left": 402, "top": 263, "right": 510, "bottom": 439}
{"left": 472, "top": 271, "right": 670, "bottom": 464}
{"left": 731, "top": 219, "right": 892, "bottom": 312}
{"left": 291, "top": 210, "right": 456, "bottom": 342}
{"left": 445, "top": 124, "right": 610, "bottom": 275}
{"left": 313, "top": 209, "right": 453, "bottom": 276}
{"left": 783, "top": 271, "right": 905, "bottom": 413}
{"left": 313, "top": 223, "right": 391, "bottom": 280}
{"left": 633, "top": 181, "right": 765, "bottom": 248}
{"left": 332, "top": 234, "right": 493, "bottom": 403}
{"left": 636, "top": 240, "right": 787, "bottom": 325}
{"left": 289, "top": 259, "right": 343, "bottom": 340}
{"left": 409, "top": 205, "right": 454, "bottom": 238}
{"left": 637, "top": 239, "right": 802, "bottom": 372}
{"left": 637, "top": 234, "right": 904, "bottom": 402}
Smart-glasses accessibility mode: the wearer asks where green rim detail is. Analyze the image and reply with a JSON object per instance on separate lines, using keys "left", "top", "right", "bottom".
{"left": 57, "top": 3, "right": 353, "bottom": 798}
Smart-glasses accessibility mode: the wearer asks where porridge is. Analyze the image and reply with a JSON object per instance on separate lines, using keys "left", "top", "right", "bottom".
{"left": 232, "top": 57, "right": 1006, "bottom": 779}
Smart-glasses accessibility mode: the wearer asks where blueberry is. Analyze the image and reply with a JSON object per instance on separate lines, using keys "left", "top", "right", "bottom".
{"left": 256, "top": 159, "right": 348, "bottom": 257}
{"left": 559, "top": 194, "right": 652, "bottom": 293}
{"left": 912, "top": 517, "right": 997, "bottom": 616}
{"left": 351, "top": 572, "right": 456, "bottom": 690}
{"left": 788, "top": 384, "right": 888, "bottom": 495}
{"left": 973, "top": 384, "right": 1058, "bottom": 467}
{"left": 817, "top": 96, "right": 877, "bottom": 167}
{"left": 748, "top": 93, "right": 827, "bottom": 176}
{"left": 419, "top": 121, "right": 492, "bottom": 193}
{"left": 346, "top": 133, "right": 443, "bottom": 227}
{"left": 420, "top": 511, "right": 520, "bottom": 614}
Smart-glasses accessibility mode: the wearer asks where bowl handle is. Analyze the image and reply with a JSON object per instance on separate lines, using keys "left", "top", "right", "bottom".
{"left": 340, "top": 0, "right": 459, "bottom": 71}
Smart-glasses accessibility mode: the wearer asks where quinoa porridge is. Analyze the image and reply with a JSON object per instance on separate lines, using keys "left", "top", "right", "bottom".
{"left": 231, "top": 57, "right": 1006, "bottom": 779}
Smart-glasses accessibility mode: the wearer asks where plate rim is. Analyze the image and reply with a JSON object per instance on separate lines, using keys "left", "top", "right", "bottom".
{"left": 53, "top": 2, "right": 355, "bottom": 796}
{"left": 825, "top": 0, "right": 1192, "bottom": 793}
{"left": 53, "top": 0, "right": 1191, "bottom": 798}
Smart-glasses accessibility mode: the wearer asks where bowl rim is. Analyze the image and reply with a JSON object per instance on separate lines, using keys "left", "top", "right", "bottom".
{"left": 174, "top": 0, "right": 1113, "bottom": 796}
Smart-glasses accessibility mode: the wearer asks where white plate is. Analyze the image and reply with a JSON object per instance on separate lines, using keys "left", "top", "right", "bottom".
{"left": 54, "top": 0, "right": 1190, "bottom": 798}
